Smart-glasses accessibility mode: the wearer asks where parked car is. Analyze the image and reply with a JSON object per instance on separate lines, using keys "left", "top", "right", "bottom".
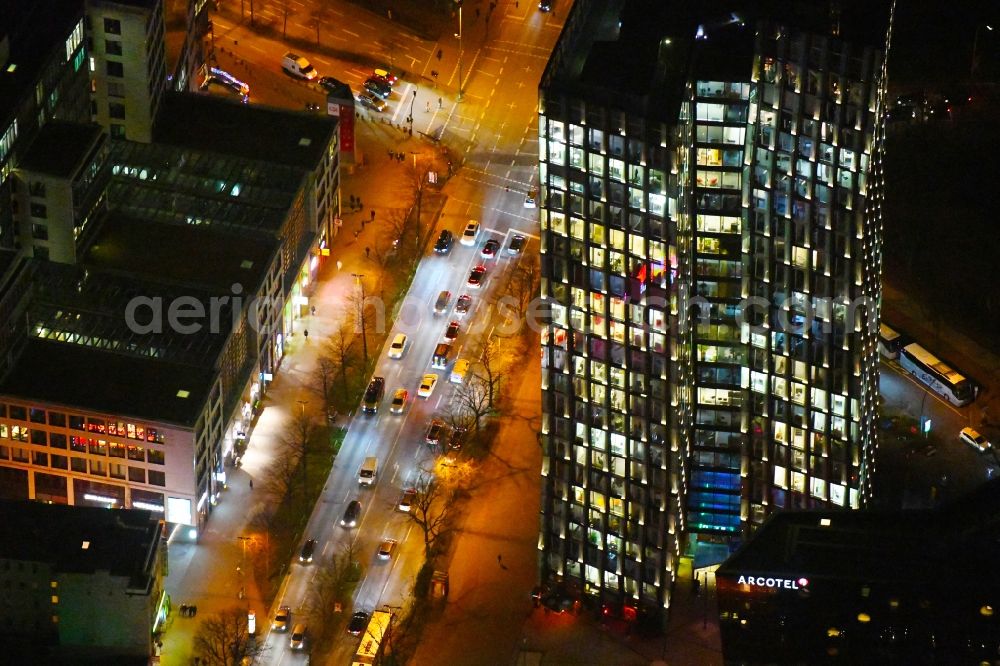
{"left": 341, "top": 500, "right": 362, "bottom": 527}
{"left": 347, "top": 610, "right": 369, "bottom": 636}
{"left": 377, "top": 539, "right": 397, "bottom": 560}
{"left": 507, "top": 234, "right": 526, "bottom": 255}
{"left": 481, "top": 238, "right": 501, "bottom": 258}
{"left": 272, "top": 605, "right": 291, "bottom": 632}
{"left": 357, "top": 93, "right": 387, "bottom": 112}
{"left": 426, "top": 419, "right": 445, "bottom": 447}
{"left": 388, "top": 333, "right": 407, "bottom": 359}
{"left": 398, "top": 488, "right": 417, "bottom": 512}
{"left": 390, "top": 388, "right": 408, "bottom": 414}
{"left": 467, "top": 265, "right": 486, "bottom": 288}
{"left": 434, "top": 229, "right": 454, "bottom": 254}
{"left": 461, "top": 220, "right": 480, "bottom": 246}
{"left": 299, "top": 539, "right": 317, "bottom": 563}
{"left": 418, "top": 373, "right": 439, "bottom": 398}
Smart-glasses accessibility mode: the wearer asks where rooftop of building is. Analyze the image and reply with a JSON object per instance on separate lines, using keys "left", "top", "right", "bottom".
{"left": 153, "top": 91, "right": 338, "bottom": 171}
{"left": 0, "top": 499, "right": 159, "bottom": 589}
{"left": 543, "top": 0, "right": 892, "bottom": 118}
{"left": 0, "top": 337, "right": 216, "bottom": 426}
{"left": 0, "top": 0, "right": 85, "bottom": 127}
{"left": 84, "top": 210, "right": 277, "bottom": 295}
{"left": 106, "top": 137, "right": 304, "bottom": 236}
{"left": 719, "top": 478, "right": 1000, "bottom": 585}
{"left": 16, "top": 121, "right": 103, "bottom": 179}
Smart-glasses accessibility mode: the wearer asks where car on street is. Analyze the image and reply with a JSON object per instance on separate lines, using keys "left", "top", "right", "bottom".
{"left": 434, "top": 290, "right": 451, "bottom": 314}
{"left": 388, "top": 333, "right": 407, "bottom": 359}
{"left": 373, "top": 68, "right": 399, "bottom": 85}
{"left": 282, "top": 52, "right": 318, "bottom": 80}
{"left": 370, "top": 73, "right": 394, "bottom": 89}
{"left": 347, "top": 610, "right": 369, "bottom": 636}
{"left": 357, "top": 93, "right": 387, "bottom": 112}
{"left": 341, "top": 500, "right": 362, "bottom": 527}
{"left": 468, "top": 265, "right": 486, "bottom": 288}
{"left": 289, "top": 623, "right": 307, "bottom": 650}
{"left": 318, "top": 76, "right": 344, "bottom": 93}
{"left": 539, "top": 0, "right": 553, "bottom": 11}
{"left": 426, "top": 419, "right": 445, "bottom": 446}
{"left": 461, "top": 220, "right": 480, "bottom": 246}
{"left": 272, "top": 605, "right": 291, "bottom": 632}
{"left": 377, "top": 539, "right": 397, "bottom": 560}
{"left": 455, "top": 294, "right": 473, "bottom": 316}
{"left": 390, "top": 388, "right": 408, "bottom": 414}
{"left": 398, "top": 488, "right": 417, "bottom": 512}
{"left": 444, "top": 321, "right": 460, "bottom": 341}
{"left": 507, "top": 234, "right": 526, "bottom": 255}
{"left": 434, "top": 229, "right": 454, "bottom": 254}
{"left": 299, "top": 539, "right": 317, "bottom": 563}
{"left": 418, "top": 373, "right": 439, "bottom": 398}
{"left": 524, "top": 191, "right": 537, "bottom": 208}
{"left": 364, "top": 77, "right": 391, "bottom": 99}
{"left": 448, "top": 427, "right": 467, "bottom": 451}
{"left": 362, "top": 376, "right": 385, "bottom": 414}
{"left": 481, "top": 238, "right": 501, "bottom": 258}
{"left": 248, "top": 610, "right": 257, "bottom": 635}
{"left": 960, "top": 427, "right": 991, "bottom": 452}
{"left": 450, "top": 358, "right": 470, "bottom": 384}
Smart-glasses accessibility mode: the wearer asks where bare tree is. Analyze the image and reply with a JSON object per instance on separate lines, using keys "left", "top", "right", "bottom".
{"left": 306, "top": 541, "right": 363, "bottom": 647}
{"left": 194, "top": 606, "right": 263, "bottom": 666}
{"left": 281, "top": 410, "right": 317, "bottom": 499}
{"left": 404, "top": 476, "right": 456, "bottom": 558}
{"left": 262, "top": 443, "right": 298, "bottom": 505}
{"left": 347, "top": 277, "right": 385, "bottom": 369}
{"left": 405, "top": 161, "right": 434, "bottom": 254}
{"left": 276, "top": 0, "right": 293, "bottom": 37}
{"left": 320, "top": 317, "right": 360, "bottom": 410}
{"left": 478, "top": 337, "right": 507, "bottom": 409}
{"left": 505, "top": 254, "right": 539, "bottom": 319}
{"left": 454, "top": 374, "right": 492, "bottom": 436}
{"left": 308, "top": 5, "right": 332, "bottom": 44}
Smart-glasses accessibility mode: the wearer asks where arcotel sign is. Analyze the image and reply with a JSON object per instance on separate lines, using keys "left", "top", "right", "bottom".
{"left": 737, "top": 575, "right": 809, "bottom": 590}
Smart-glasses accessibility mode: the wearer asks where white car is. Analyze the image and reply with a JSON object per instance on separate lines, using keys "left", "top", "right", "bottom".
{"left": 460, "top": 220, "right": 480, "bottom": 246}
{"left": 960, "top": 427, "right": 990, "bottom": 452}
{"left": 390, "top": 388, "right": 408, "bottom": 414}
{"left": 418, "top": 373, "right": 439, "bottom": 398}
{"left": 281, "top": 52, "right": 317, "bottom": 80}
{"left": 388, "top": 333, "right": 407, "bottom": 359}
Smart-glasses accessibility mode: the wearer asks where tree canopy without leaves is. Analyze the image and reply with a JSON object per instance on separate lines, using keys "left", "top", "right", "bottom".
{"left": 306, "top": 542, "right": 362, "bottom": 649}
{"left": 193, "top": 606, "right": 263, "bottom": 666}
{"left": 404, "top": 476, "right": 456, "bottom": 558}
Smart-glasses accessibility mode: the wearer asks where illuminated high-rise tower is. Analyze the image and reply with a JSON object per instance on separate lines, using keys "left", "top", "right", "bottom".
{"left": 537, "top": 0, "right": 894, "bottom": 623}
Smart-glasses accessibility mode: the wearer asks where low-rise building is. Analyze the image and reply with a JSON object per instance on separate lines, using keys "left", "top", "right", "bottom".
{"left": 0, "top": 499, "right": 165, "bottom": 662}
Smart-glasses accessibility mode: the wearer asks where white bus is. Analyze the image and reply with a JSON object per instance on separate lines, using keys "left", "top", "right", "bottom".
{"left": 877, "top": 323, "right": 905, "bottom": 360}
{"left": 898, "top": 342, "right": 976, "bottom": 406}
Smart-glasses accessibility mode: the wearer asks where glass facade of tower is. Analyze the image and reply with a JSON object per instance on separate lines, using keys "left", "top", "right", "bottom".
{"left": 539, "top": 0, "right": 892, "bottom": 620}
{"left": 537, "top": 95, "right": 684, "bottom": 611}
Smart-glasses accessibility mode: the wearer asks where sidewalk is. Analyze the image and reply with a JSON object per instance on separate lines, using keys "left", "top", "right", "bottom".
{"left": 158, "top": 111, "right": 433, "bottom": 665}
{"left": 412, "top": 345, "right": 543, "bottom": 666}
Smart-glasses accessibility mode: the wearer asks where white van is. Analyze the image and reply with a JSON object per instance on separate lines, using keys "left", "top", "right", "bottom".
{"left": 358, "top": 457, "right": 378, "bottom": 485}
{"left": 282, "top": 52, "right": 318, "bottom": 80}
{"left": 450, "top": 359, "right": 470, "bottom": 384}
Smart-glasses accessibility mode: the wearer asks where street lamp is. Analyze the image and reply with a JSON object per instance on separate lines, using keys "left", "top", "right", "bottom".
{"left": 972, "top": 23, "right": 995, "bottom": 79}
{"left": 408, "top": 89, "right": 416, "bottom": 134}
{"left": 296, "top": 399, "right": 308, "bottom": 417}
{"left": 454, "top": 0, "right": 464, "bottom": 101}
{"left": 351, "top": 273, "right": 369, "bottom": 367}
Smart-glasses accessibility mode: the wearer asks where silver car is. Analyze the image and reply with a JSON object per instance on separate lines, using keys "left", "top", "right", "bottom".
{"left": 358, "top": 93, "right": 387, "bottom": 112}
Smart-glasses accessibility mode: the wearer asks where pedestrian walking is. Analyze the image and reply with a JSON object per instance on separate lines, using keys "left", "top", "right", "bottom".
{"left": 191, "top": 605, "right": 198, "bottom": 617}
{"left": 365, "top": 246, "right": 371, "bottom": 258}
{"left": 437, "top": 49, "right": 443, "bottom": 61}
{"left": 497, "top": 554, "right": 503, "bottom": 565}
{"left": 336, "top": 260, "right": 343, "bottom": 270}
{"left": 438, "top": 97, "right": 443, "bottom": 109}
{"left": 249, "top": 477, "right": 253, "bottom": 490}
{"left": 304, "top": 330, "right": 309, "bottom": 341}
{"left": 370, "top": 209, "right": 376, "bottom": 222}
{"left": 425, "top": 100, "right": 431, "bottom": 113}
{"left": 179, "top": 604, "right": 187, "bottom": 617}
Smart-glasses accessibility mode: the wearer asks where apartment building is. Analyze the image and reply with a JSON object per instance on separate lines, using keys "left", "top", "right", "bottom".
{"left": 538, "top": 0, "right": 893, "bottom": 622}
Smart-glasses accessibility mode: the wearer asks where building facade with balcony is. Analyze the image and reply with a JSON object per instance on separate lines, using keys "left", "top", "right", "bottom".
{"left": 538, "top": 0, "right": 894, "bottom": 623}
